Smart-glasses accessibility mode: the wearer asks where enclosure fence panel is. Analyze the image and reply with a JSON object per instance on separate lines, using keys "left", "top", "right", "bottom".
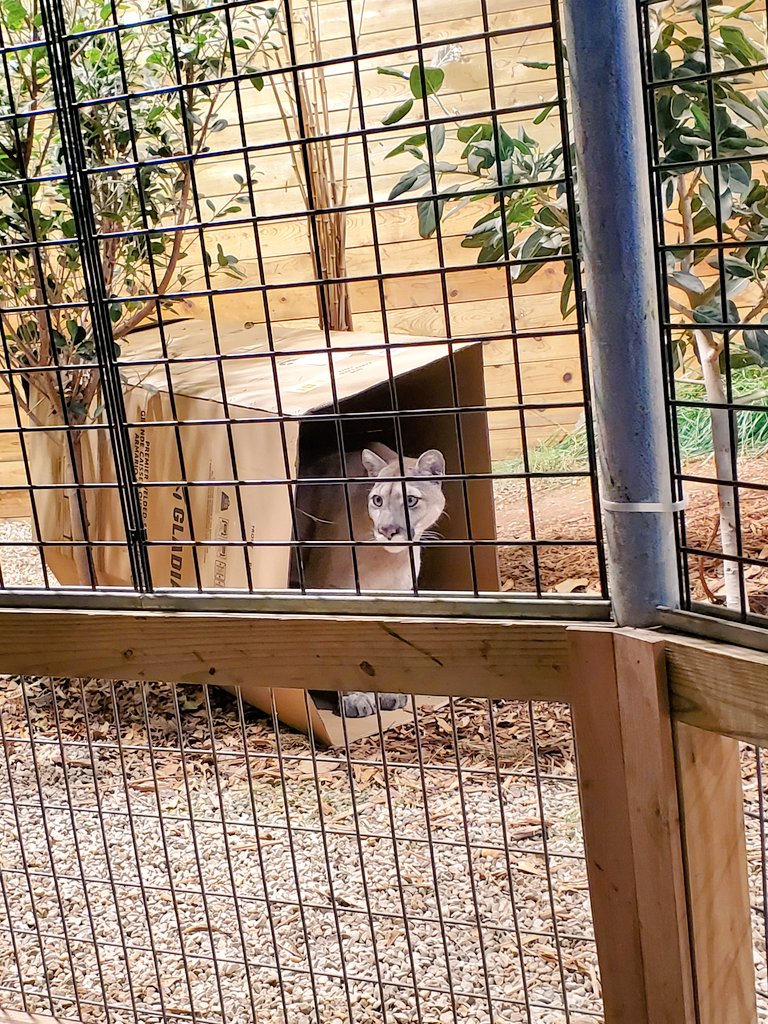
{"left": 637, "top": 0, "right": 768, "bottom": 628}
{"left": 4, "top": 0, "right": 768, "bottom": 1023}
{"left": 0, "top": 0, "right": 609, "bottom": 605}
{"left": 0, "top": 681, "right": 603, "bottom": 1024}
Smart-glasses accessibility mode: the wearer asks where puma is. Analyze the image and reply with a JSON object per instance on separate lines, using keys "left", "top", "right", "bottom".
{"left": 292, "top": 442, "right": 446, "bottom": 718}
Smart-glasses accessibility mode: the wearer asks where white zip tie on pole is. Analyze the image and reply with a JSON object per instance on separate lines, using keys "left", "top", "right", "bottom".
{"left": 601, "top": 497, "right": 688, "bottom": 513}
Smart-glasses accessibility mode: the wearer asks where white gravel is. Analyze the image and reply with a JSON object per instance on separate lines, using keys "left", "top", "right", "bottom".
{"left": 0, "top": 518, "right": 48, "bottom": 588}
{"left": 0, "top": 668, "right": 602, "bottom": 1024}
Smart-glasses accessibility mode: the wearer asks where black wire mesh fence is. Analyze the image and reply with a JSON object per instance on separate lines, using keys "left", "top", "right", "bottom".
{"left": 0, "top": 677, "right": 602, "bottom": 1024}
{"left": 638, "top": 0, "right": 768, "bottom": 624}
{"left": 0, "top": 0, "right": 608, "bottom": 602}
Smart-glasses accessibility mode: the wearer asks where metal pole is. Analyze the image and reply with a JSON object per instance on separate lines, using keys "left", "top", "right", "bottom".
{"left": 563, "top": 0, "right": 679, "bottom": 626}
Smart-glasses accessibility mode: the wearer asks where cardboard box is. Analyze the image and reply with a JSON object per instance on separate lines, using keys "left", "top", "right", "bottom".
{"left": 29, "top": 321, "right": 499, "bottom": 743}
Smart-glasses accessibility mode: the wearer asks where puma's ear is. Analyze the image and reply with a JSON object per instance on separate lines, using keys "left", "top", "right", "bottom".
{"left": 415, "top": 449, "right": 445, "bottom": 477}
{"left": 362, "top": 448, "right": 388, "bottom": 477}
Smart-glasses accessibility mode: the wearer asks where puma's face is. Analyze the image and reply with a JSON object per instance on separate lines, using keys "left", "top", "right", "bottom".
{"left": 362, "top": 448, "right": 446, "bottom": 554}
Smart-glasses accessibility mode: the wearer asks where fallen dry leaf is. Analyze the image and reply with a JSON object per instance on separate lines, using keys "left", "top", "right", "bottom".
{"left": 553, "top": 577, "right": 589, "bottom": 594}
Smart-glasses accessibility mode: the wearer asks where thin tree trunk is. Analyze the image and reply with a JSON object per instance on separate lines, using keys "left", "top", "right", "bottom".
{"left": 694, "top": 328, "right": 748, "bottom": 611}
{"left": 62, "top": 430, "right": 93, "bottom": 587}
{"left": 677, "top": 173, "right": 748, "bottom": 611}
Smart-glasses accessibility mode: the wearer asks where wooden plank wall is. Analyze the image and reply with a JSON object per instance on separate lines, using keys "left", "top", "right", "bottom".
{"left": 177, "top": 0, "right": 582, "bottom": 459}
{"left": 0, "top": 394, "right": 29, "bottom": 519}
{"left": 0, "top": 0, "right": 582, "bottom": 518}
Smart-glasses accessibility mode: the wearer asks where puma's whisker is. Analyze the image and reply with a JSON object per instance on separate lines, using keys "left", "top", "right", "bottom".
{"left": 297, "top": 508, "right": 335, "bottom": 526}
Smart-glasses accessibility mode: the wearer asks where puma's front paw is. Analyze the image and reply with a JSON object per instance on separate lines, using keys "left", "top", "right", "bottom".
{"left": 341, "top": 691, "right": 377, "bottom": 718}
{"left": 340, "top": 691, "right": 409, "bottom": 717}
{"left": 377, "top": 692, "right": 408, "bottom": 711}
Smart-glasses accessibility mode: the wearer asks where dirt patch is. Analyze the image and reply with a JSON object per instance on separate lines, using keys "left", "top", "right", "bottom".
{"left": 495, "top": 456, "right": 768, "bottom": 612}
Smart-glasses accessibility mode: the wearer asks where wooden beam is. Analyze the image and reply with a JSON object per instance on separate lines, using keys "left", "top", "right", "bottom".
{"left": 666, "top": 631, "right": 768, "bottom": 745}
{"left": 674, "top": 724, "right": 757, "bottom": 1024}
{"left": 0, "top": 608, "right": 574, "bottom": 702}
{"left": 569, "top": 628, "right": 696, "bottom": 1024}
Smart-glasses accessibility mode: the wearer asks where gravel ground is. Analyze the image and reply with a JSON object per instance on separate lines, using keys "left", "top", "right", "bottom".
{"left": 0, "top": 676, "right": 600, "bottom": 1024}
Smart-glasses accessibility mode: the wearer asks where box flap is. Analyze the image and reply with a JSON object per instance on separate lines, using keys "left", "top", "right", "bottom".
{"left": 121, "top": 321, "right": 475, "bottom": 413}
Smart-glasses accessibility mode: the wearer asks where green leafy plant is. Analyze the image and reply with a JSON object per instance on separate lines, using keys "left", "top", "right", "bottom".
{"left": 0, "top": 0, "right": 279, "bottom": 582}
{"left": 649, "top": 0, "right": 768, "bottom": 610}
{"left": 377, "top": 46, "right": 572, "bottom": 310}
{"left": 380, "top": 1, "right": 768, "bottom": 610}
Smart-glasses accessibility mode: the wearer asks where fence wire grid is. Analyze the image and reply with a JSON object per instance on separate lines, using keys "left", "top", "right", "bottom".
{"left": 638, "top": 0, "right": 768, "bottom": 625}
{"left": 0, "top": 0, "right": 609, "bottom": 603}
{"left": 0, "top": 678, "right": 601, "bottom": 1024}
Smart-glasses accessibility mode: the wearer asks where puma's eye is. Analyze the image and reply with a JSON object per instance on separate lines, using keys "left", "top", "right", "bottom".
{"left": 371, "top": 494, "right": 383, "bottom": 507}
{"left": 407, "top": 495, "right": 420, "bottom": 508}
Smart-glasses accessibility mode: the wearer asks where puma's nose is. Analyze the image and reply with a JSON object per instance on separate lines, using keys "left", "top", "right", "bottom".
{"left": 379, "top": 522, "right": 399, "bottom": 540}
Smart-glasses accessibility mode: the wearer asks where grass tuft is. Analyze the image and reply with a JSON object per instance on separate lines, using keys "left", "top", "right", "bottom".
{"left": 494, "top": 367, "right": 768, "bottom": 477}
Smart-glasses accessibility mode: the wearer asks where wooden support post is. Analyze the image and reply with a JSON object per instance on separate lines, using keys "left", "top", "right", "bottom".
{"left": 675, "top": 723, "right": 757, "bottom": 1024}
{"left": 569, "top": 628, "right": 695, "bottom": 1024}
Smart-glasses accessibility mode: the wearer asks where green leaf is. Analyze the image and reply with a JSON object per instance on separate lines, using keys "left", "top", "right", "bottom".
{"left": 652, "top": 50, "right": 673, "bottom": 81}
{"left": 457, "top": 124, "right": 492, "bottom": 144}
{"left": 727, "top": 161, "right": 753, "bottom": 192}
{"left": 560, "top": 262, "right": 574, "bottom": 319}
{"left": 431, "top": 123, "right": 445, "bottom": 155}
{"left": 519, "top": 60, "right": 554, "bottom": 70}
{"left": 720, "top": 25, "right": 763, "bottom": 67}
{"left": 377, "top": 67, "right": 409, "bottom": 79}
{"left": 670, "top": 93, "right": 690, "bottom": 119}
{"left": 744, "top": 321, "right": 768, "bottom": 364}
{"left": 389, "top": 169, "right": 420, "bottom": 199}
{"left": 699, "top": 181, "right": 717, "bottom": 215}
{"left": 656, "top": 22, "right": 675, "bottom": 52}
{"left": 409, "top": 65, "right": 444, "bottom": 99}
{"left": 731, "top": 0, "right": 760, "bottom": 16}
{"left": 417, "top": 199, "right": 442, "bottom": 237}
{"left": 67, "top": 322, "right": 86, "bottom": 345}
{"left": 723, "top": 255, "right": 753, "bottom": 279}
{"left": 386, "top": 132, "right": 426, "bottom": 158}
{"left": 211, "top": 118, "right": 228, "bottom": 132}
{"left": 669, "top": 270, "right": 706, "bottom": 295}
{"left": 2, "top": 0, "right": 26, "bottom": 31}
{"left": 722, "top": 97, "right": 766, "bottom": 132}
{"left": 478, "top": 239, "right": 506, "bottom": 263}
{"left": 691, "top": 301, "right": 738, "bottom": 330}
{"left": 533, "top": 103, "right": 556, "bottom": 125}
{"left": 382, "top": 99, "right": 414, "bottom": 125}
{"left": 720, "top": 186, "right": 733, "bottom": 221}
{"left": 248, "top": 73, "right": 264, "bottom": 90}
{"left": 689, "top": 102, "right": 710, "bottom": 134}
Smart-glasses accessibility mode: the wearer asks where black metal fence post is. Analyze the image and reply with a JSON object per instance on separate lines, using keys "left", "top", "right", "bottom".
{"left": 40, "top": 0, "right": 152, "bottom": 591}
